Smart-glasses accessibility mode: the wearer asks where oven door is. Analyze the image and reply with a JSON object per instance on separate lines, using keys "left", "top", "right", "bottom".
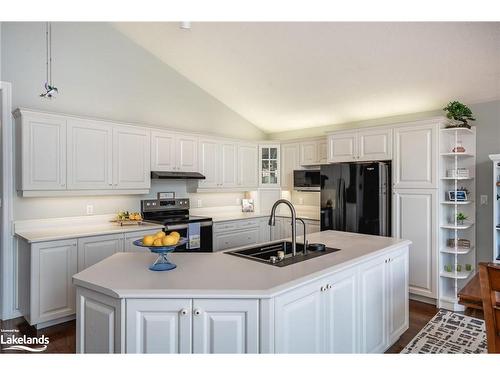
{"left": 163, "top": 221, "right": 213, "bottom": 252}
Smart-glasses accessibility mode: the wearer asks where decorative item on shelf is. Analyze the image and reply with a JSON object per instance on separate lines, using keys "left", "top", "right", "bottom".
{"left": 241, "top": 199, "right": 255, "bottom": 212}
{"left": 446, "top": 168, "right": 469, "bottom": 178}
{"left": 465, "top": 264, "right": 472, "bottom": 272}
{"left": 455, "top": 212, "right": 468, "bottom": 225}
{"left": 456, "top": 264, "right": 462, "bottom": 272}
{"left": 448, "top": 188, "right": 469, "bottom": 202}
{"left": 444, "top": 264, "right": 452, "bottom": 273}
{"left": 447, "top": 238, "right": 471, "bottom": 248}
{"left": 452, "top": 140, "right": 466, "bottom": 153}
{"left": 134, "top": 231, "right": 184, "bottom": 271}
{"left": 443, "top": 101, "right": 476, "bottom": 129}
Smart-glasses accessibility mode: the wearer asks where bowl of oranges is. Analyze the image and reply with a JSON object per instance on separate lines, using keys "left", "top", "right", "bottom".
{"left": 133, "top": 231, "right": 186, "bottom": 271}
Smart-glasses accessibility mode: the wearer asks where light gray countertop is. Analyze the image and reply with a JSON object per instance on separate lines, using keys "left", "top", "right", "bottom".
{"left": 15, "top": 222, "right": 165, "bottom": 243}
{"left": 72, "top": 230, "right": 411, "bottom": 299}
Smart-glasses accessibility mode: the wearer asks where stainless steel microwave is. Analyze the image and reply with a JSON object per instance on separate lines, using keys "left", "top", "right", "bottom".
{"left": 293, "top": 170, "right": 320, "bottom": 191}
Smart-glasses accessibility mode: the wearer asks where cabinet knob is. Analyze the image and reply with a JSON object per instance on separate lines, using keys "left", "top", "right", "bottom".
{"left": 180, "top": 308, "right": 188, "bottom": 316}
{"left": 326, "top": 284, "right": 332, "bottom": 289}
{"left": 320, "top": 286, "right": 326, "bottom": 292}
{"left": 193, "top": 309, "right": 202, "bottom": 316}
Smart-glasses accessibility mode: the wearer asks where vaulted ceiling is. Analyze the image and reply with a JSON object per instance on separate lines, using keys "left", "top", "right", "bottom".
{"left": 113, "top": 22, "right": 500, "bottom": 134}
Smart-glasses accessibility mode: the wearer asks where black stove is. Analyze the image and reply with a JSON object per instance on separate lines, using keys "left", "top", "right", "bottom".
{"left": 141, "top": 198, "right": 213, "bottom": 252}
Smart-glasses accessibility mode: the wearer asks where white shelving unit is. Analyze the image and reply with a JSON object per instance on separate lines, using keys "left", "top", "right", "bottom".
{"left": 438, "top": 124, "right": 476, "bottom": 311}
{"left": 489, "top": 154, "right": 500, "bottom": 262}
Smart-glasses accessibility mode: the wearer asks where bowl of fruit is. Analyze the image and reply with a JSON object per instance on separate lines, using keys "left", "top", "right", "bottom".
{"left": 133, "top": 231, "right": 186, "bottom": 271}
{"left": 112, "top": 211, "right": 143, "bottom": 226}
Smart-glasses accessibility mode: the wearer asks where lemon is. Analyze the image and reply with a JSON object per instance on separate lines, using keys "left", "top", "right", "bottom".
{"left": 155, "top": 231, "right": 166, "bottom": 239}
{"left": 143, "top": 235, "right": 155, "bottom": 246}
{"left": 153, "top": 238, "right": 163, "bottom": 246}
{"left": 162, "top": 235, "right": 177, "bottom": 246}
{"left": 170, "top": 231, "right": 181, "bottom": 240}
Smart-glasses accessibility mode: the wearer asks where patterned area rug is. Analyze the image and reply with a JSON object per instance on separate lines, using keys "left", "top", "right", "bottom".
{"left": 401, "top": 310, "right": 487, "bottom": 354}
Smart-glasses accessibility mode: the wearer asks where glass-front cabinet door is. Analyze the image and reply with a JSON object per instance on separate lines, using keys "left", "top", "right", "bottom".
{"left": 259, "top": 144, "right": 280, "bottom": 187}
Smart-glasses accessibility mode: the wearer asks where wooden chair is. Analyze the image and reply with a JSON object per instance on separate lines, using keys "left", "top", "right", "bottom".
{"left": 478, "top": 262, "right": 500, "bottom": 353}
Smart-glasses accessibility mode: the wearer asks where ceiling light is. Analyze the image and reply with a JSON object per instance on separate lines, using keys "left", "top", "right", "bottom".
{"left": 180, "top": 22, "right": 191, "bottom": 30}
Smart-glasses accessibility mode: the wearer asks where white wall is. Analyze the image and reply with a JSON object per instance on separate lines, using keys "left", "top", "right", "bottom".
{"left": 0, "top": 22, "right": 265, "bottom": 140}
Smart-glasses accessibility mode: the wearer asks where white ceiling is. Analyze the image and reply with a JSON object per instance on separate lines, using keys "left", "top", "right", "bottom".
{"left": 113, "top": 22, "right": 500, "bottom": 134}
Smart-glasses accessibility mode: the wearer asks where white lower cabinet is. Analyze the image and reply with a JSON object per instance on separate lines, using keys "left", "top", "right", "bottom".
{"left": 359, "top": 249, "right": 409, "bottom": 353}
{"left": 30, "top": 240, "right": 77, "bottom": 324}
{"left": 126, "top": 299, "right": 193, "bottom": 354}
{"left": 125, "top": 298, "right": 259, "bottom": 354}
{"left": 193, "top": 299, "right": 259, "bottom": 353}
{"left": 213, "top": 219, "right": 261, "bottom": 251}
{"left": 274, "top": 267, "right": 358, "bottom": 353}
{"left": 77, "top": 234, "right": 124, "bottom": 271}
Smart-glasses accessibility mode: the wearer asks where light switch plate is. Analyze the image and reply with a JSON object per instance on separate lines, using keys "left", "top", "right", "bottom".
{"left": 197, "top": 199, "right": 202, "bottom": 208}
{"left": 86, "top": 205, "right": 94, "bottom": 215}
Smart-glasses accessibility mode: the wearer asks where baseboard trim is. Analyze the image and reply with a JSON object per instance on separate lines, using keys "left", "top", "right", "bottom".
{"left": 35, "top": 314, "right": 75, "bottom": 330}
{"left": 410, "top": 293, "right": 437, "bottom": 306}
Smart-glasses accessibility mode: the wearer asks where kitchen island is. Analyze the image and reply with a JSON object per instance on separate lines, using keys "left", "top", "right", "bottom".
{"left": 73, "top": 230, "right": 411, "bottom": 354}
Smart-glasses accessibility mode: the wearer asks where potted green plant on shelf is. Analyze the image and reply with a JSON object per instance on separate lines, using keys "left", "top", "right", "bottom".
{"left": 443, "top": 101, "right": 476, "bottom": 129}
{"left": 456, "top": 212, "right": 468, "bottom": 225}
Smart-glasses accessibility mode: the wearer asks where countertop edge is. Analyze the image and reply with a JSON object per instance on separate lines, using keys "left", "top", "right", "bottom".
{"left": 72, "top": 239, "right": 411, "bottom": 300}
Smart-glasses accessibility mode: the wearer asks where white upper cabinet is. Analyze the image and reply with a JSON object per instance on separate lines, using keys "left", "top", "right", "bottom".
{"left": 237, "top": 144, "right": 258, "bottom": 188}
{"left": 220, "top": 142, "right": 238, "bottom": 188}
{"left": 327, "top": 132, "right": 358, "bottom": 163}
{"left": 318, "top": 140, "right": 328, "bottom": 164}
{"left": 358, "top": 128, "right": 392, "bottom": 161}
{"left": 176, "top": 135, "right": 198, "bottom": 172}
{"left": 67, "top": 119, "right": 113, "bottom": 190}
{"left": 18, "top": 111, "right": 67, "bottom": 191}
{"left": 198, "top": 139, "right": 221, "bottom": 188}
{"left": 328, "top": 128, "right": 392, "bottom": 163}
{"left": 393, "top": 124, "right": 437, "bottom": 189}
{"left": 151, "top": 131, "right": 198, "bottom": 172}
{"left": 300, "top": 138, "right": 328, "bottom": 166}
{"left": 259, "top": 144, "right": 280, "bottom": 188}
{"left": 281, "top": 143, "right": 300, "bottom": 190}
{"left": 113, "top": 126, "right": 151, "bottom": 189}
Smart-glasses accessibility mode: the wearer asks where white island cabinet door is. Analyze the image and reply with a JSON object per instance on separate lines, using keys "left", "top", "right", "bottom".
{"left": 323, "top": 268, "right": 359, "bottom": 353}
{"left": 274, "top": 279, "right": 325, "bottom": 353}
{"left": 77, "top": 234, "right": 124, "bottom": 272}
{"left": 21, "top": 112, "right": 67, "bottom": 191}
{"left": 359, "top": 254, "right": 387, "bottom": 353}
{"left": 67, "top": 119, "right": 113, "bottom": 190}
{"left": 393, "top": 124, "right": 437, "bottom": 189}
{"left": 126, "top": 299, "right": 192, "bottom": 354}
{"left": 387, "top": 249, "right": 409, "bottom": 344}
{"left": 32, "top": 239, "right": 77, "bottom": 324}
{"left": 113, "top": 126, "right": 151, "bottom": 189}
{"left": 193, "top": 299, "right": 259, "bottom": 354}
{"left": 151, "top": 130, "right": 176, "bottom": 171}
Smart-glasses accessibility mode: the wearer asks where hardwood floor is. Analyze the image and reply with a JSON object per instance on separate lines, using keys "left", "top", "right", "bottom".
{"left": 0, "top": 300, "right": 482, "bottom": 354}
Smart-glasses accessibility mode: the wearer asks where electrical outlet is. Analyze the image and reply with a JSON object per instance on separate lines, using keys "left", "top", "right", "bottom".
{"left": 298, "top": 197, "right": 304, "bottom": 205}
{"left": 236, "top": 198, "right": 241, "bottom": 205}
{"left": 197, "top": 199, "right": 202, "bottom": 208}
{"left": 480, "top": 195, "right": 488, "bottom": 205}
{"left": 86, "top": 205, "right": 94, "bottom": 215}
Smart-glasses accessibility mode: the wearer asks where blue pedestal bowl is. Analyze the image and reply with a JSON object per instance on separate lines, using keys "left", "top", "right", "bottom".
{"left": 133, "top": 238, "right": 187, "bottom": 271}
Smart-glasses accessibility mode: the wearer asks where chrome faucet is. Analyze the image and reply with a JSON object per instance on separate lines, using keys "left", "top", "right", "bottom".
{"left": 269, "top": 199, "right": 300, "bottom": 257}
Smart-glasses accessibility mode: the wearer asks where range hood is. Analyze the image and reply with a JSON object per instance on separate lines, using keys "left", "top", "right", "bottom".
{"left": 151, "top": 171, "right": 206, "bottom": 180}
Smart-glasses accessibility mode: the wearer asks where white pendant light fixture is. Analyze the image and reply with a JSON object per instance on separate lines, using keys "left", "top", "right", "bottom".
{"left": 40, "top": 22, "right": 58, "bottom": 99}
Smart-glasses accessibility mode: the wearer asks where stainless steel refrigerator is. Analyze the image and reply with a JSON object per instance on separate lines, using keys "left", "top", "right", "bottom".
{"left": 320, "top": 162, "right": 391, "bottom": 236}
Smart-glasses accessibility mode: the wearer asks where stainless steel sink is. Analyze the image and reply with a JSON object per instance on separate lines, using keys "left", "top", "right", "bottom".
{"left": 226, "top": 241, "right": 340, "bottom": 267}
